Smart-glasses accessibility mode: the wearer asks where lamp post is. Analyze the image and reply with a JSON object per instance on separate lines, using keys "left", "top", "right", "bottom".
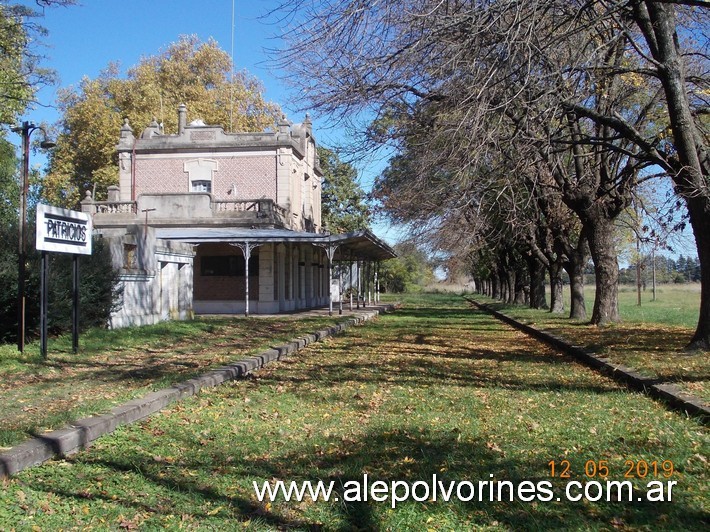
{"left": 11, "top": 121, "right": 55, "bottom": 352}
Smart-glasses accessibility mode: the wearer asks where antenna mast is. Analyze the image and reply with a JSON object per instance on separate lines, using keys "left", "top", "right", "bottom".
{"left": 230, "top": 0, "right": 235, "bottom": 132}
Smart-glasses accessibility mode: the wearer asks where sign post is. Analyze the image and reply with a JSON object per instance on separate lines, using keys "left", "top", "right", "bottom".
{"left": 35, "top": 204, "right": 92, "bottom": 358}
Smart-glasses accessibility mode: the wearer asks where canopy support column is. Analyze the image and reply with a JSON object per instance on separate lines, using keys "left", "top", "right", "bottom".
{"left": 349, "top": 253, "right": 354, "bottom": 311}
{"left": 375, "top": 261, "right": 380, "bottom": 303}
{"left": 231, "top": 242, "right": 261, "bottom": 317}
{"left": 314, "top": 240, "right": 340, "bottom": 316}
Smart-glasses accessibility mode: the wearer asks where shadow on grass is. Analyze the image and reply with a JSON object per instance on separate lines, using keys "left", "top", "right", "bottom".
{"left": 3, "top": 317, "right": 352, "bottom": 389}
{"left": 24, "top": 426, "right": 706, "bottom": 530}
{"left": 13, "top": 302, "right": 708, "bottom": 529}
{"left": 271, "top": 352, "right": 622, "bottom": 396}
{"left": 473, "top": 300, "right": 710, "bottom": 385}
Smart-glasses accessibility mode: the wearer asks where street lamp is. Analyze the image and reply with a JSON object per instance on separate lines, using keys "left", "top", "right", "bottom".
{"left": 11, "top": 121, "right": 56, "bottom": 353}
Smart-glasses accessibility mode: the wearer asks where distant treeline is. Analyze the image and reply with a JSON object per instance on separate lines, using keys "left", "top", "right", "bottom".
{"left": 618, "top": 255, "right": 701, "bottom": 285}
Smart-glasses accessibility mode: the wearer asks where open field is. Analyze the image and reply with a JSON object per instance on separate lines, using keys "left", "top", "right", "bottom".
{"left": 424, "top": 282, "right": 702, "bottom": 329}
{"left": 581, "top": 283, "right": 700, "bottom": 329}
{"left": 0, "top": 313, "right": 358, "bottom": 449}
{"left": 464, "top": 284, "right": 710, "bottom": 403}
{"left": 0, "top": 294, "right": 707, "bottom": 529}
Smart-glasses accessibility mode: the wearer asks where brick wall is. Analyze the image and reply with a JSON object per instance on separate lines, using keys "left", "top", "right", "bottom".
{"left": 135, "top": 155, "right": 277, "bottom": 201}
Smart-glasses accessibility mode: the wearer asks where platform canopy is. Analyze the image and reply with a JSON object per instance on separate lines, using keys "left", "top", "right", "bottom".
{"left": 155, "top": 227, "right": 396, "bottom": 261}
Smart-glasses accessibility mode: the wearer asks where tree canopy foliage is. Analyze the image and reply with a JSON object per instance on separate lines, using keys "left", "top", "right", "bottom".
{"left": 318, "top": 146, "right": 370, "bottom": 233}
{"left": 276, "top": 0, "right": 710, "bottom": 348}
{"left": 0, "top": 1, "right": 74, "bottom": 128}
{"left": 378, "top": 241, "right": 435, "bottom": 293}
{"left": 45, "top": 35, "right": 281, "bottom": 207}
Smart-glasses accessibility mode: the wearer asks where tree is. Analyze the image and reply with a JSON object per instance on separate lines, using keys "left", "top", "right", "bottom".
{"left": 44, "top": 35, "right": 281, "bottom": 208}
{"left": 318, "top": 146, "right": 371, "bottom": 233}
{"left": 46, "top": 236, "right": 121, "bottom": 333}
{"left": 0, "top": 1, "right": 74, "bottom": 126}
{"left": 0, "top": 217, "right": 120, "bottom": 343}
{"left": 378, "top": 241, "right": 434, "bottom": 293}
{"left": 275, "top": 0, "right": 709, "bottom": 343}
{"left": 0, "top": 138, "right": 18, "bottom": 224}
{"left": 607, "top": 1, "right": 710, "bottom": 348}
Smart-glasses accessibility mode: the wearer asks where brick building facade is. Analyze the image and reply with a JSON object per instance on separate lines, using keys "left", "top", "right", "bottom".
{"left": 83, "top": 106, "right": 393, "bottom": 327}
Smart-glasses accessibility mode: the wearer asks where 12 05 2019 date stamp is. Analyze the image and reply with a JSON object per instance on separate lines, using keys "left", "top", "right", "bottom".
{"left": 548, "top": 459, "right": 675, "bottom": 479}
{"left": 546, "top": 459, "right": 678, "bottom": 502}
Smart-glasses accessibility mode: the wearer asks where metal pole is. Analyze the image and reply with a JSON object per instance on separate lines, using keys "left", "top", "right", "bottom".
{"left": 230, "top": 242, "right": 260, "bottom": 317}
{"left": 17, "top": 122, "right": 30, "bottom": 353}
{"left": 636, "top": 234, "right": 642, "bottom": 307}
{"left": 40, "top": 251, "right": 48, "bottom": 359}
{"left": 12, "top": 122, "right": 54, "bottom": 353}
{"left": 652, "top": 247, "right": 657, "bottom": 302}
{"left": 314, "top": 242, "right": 338, "bottom": 316}
{"left": 72, "top": 255, "right": 79, "bottom": 353}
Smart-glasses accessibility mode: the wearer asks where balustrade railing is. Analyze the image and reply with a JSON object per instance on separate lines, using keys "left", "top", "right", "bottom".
{"left": 212, "top": 199, "right": 260, "bottom": 212}
{"left": 84, "top": 196, "right": 287, "bottom": 219}
{"left": 90, "top": 201, "right": 137, "bottom": 214}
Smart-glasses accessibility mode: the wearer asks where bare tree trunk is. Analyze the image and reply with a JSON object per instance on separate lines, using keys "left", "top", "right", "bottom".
{"left": 565, "top": 230, "right": 588, "bottom": 320}
{"left": 686, "top": 197, "right": 710, "bottom": 349}
{"left": 505, "top": 269, "right": 515, "bottom": 304}
{"left": 565, "top": 260, "right": 587, "bottom": 321}
{"left": 491, "top": 272, "right": 500, "bottom": 300}
{"left": 526, "top": 256, "right": 547, "bottom": 309}
{"left": 586, "top": 216, "right": 620, "bottom": 325}
{"left": 514, "top": 265, "right": 527, "bottom": 305}
{"left": 498, "top": 267, "right": 508, "bottom": 303}
{"left": 549, "top": 262, "right": 564, "bottom": 314}
{"left": 568, "top": 261, "right": 586, "bottom": 320}
{"left": 634, "top": 2, "right": 710, "bottom": 348}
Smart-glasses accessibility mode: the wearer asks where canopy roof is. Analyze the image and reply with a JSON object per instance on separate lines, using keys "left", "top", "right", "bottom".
{"left": 155, "top": 228, "right": 396, "bottom": 261}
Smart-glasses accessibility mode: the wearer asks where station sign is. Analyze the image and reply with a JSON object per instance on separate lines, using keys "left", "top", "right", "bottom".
{"left": 36, "top": 204, "right": 93, "bottom": 255}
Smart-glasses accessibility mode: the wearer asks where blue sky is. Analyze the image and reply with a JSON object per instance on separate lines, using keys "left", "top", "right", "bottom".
{"left": 28, "top": 0, "right": 292, "bottom": 124}
{"left": 15, "top": 0, "right": 694, "bottom": 259}
{"left": 16, "top": 0, "right": 404, "bottom": 244}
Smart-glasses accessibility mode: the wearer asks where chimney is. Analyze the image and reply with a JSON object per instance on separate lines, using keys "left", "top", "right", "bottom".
{"left": 178, "top": 103, "right": 187, "bottom": 135}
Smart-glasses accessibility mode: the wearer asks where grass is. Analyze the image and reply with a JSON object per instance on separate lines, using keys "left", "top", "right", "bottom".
{"left": 468, "top": 284, "right": 710, "bottom": 403}
{"left": 612, "top": 284, "right": 702, "bottom": 329}
{"left": 0, "top": 314, "right": 359, "bottom": 449}
{"left": 0, "top": 293, "right": 707, "bottom": 530}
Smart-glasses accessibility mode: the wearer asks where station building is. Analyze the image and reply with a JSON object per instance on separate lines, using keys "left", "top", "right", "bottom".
{"left": 81, "top": 105, "right": 394, "bottom": 327}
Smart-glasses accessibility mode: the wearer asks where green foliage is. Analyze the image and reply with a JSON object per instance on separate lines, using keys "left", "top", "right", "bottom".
{"left": 318, "top": 146, "right": 370, "bottom": 233}
{"left": 0, "top": 137, "right": 18, "bottom": 225}
{"left": 45, "top": 237, "right": 122, "bottom": 333}
{"left": 0, "top": 2, "right": 42, "bottom": 125}
{"left": 378, "top": 241, "right": 434, "bottom": 293}
{"left": 0, "top": 225, "right": 18, "bottom": 342}
{"left": 0, "top": 1, "right": 73, "bottom": 125}
{"left": 45, "top": 35, "right": 281, "bottom": 208}
{"left": 0, "top": 222, "right": 121, "bottom": 343}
